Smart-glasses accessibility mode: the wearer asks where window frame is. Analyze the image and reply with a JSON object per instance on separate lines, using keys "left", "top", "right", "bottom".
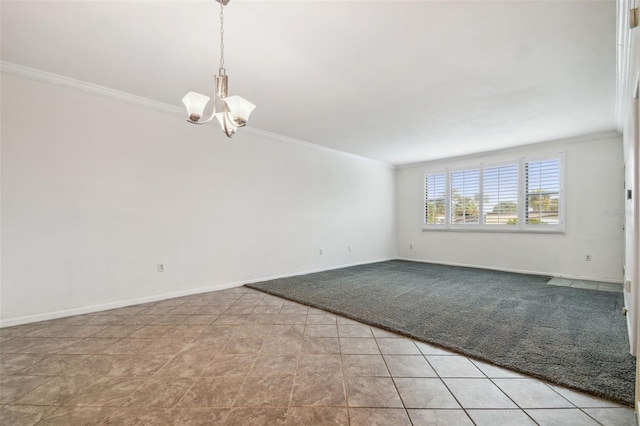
{"left": 448, "top": 166, "right": 482, "bottom": 230}
{"left": 481, "top": 160, "right": 520, "bottom": 228}
{"left": 521, "top": 154, "right": 564, "bottom": 233}
{"left": 422, "top": 152, "right": 564, "bottom": 233}
{"left": 423, "top": 170, "right": 448, "bottom": 228}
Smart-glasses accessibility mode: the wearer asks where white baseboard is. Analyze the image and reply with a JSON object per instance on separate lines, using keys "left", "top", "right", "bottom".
{"left": 0, "top": 281, "right": 243, "bottom": 328}
{"left": 0, "top": 257, "right": 394, "bottom": 328}
{"left": 396, "top": 257, "right": 624, "bottom": 284}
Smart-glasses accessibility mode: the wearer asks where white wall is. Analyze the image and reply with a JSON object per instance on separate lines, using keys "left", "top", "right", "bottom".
{"left": 1, "top": 71, "right": 625, "bottom": 328}
{"left": 396, "top": 133, "right": 624, "bottom": 282}
{"left": 0, "top": 73, "right": 396, "bottom": 326}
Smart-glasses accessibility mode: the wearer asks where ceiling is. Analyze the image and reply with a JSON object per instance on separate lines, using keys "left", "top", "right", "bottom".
{"left": 1, "top": 0, "right": 616, "bottom": 166}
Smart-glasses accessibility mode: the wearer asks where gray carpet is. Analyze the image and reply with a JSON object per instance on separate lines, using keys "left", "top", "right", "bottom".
{"left": 246, "top": 260, "right": 636, "bottom": 406}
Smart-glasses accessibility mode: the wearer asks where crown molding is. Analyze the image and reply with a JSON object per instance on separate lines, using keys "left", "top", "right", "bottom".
{"left": 397, "top": 130, "right": 622, "bottom": 170}
{"left": 1, "top": 61, "right": 394, "bottom": 170}
{"left": 0, "top": 61, "right": 185, "bottom": 117}
{"left": 241, "top": 127, "right": 395, "bottom": 169}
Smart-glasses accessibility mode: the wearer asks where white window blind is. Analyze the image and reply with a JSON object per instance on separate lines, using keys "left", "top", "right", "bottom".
{"left": 422, "top": 153, "right": 563, "bottom": 232}
{"left": 525, "top": 159, "right": 560, "bottom": 226}
{"left": 425, "top": 172, "right": 446, "bottom": 225}
{"left": 450, "top": 169, "right": 480, "bottom": 224}
{"left": 482, "top": 164, "right": 519, "bottom": 225}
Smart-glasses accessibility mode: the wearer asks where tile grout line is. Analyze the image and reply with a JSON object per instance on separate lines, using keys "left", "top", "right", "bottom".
{"left": 166, "top": 321, "right": 214, "bottom": 414}
{"left": 462, "top": 362, "right": 524, "bottom": 420}
{"left": 542, "top": 382, "right": 608, "bottom": 425}
{"left": 171, "top": 291, "right": 245, "bottom": 422}
{"left": 420, "top": 349, "right": 478, "bottom": 425}
{"left": 223, "top": 291, "right": 272, "bottom": 420}
{"left": 479, "top": 373, "right": 547, "bottom": 425}
{"left": 372, "top": 331, "right": 414, "bottom": 425}
{"left": 283, "top": 305, "right": 306, "bottom": 423}
{"left": 335, "top": 316, "right": 352, "bottom": 425}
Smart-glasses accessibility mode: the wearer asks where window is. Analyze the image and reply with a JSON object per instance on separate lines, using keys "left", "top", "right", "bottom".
{"left": 482, "top": 164, "right": 518, "bottom": 225}
{"left": 425, "top": 172, "right": 446, "bottom": 224}
{"left": 525, "top": 159, "right": 560, "bottom": 226}
{"left": 423, "top": 153, "right": 563, "bottom": 232}
{"left": 450, "top": 169, "right": 480, "bottom": 224}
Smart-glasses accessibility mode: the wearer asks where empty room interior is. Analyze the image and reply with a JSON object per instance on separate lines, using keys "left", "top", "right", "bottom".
{"left": 1, "top": 0, "right": 640, "bottom": 425}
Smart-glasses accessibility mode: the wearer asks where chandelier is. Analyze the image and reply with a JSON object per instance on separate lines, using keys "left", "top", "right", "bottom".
{"left": 181, "top": 0, "right": 255, "bottom": 137}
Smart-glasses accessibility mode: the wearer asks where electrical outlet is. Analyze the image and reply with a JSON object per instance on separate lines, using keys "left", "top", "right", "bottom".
{"left": 157, "top": 264, "right": 165, "bottom": 272}
{"left": 585, "top": 255, "right": 591, "bottom": 262}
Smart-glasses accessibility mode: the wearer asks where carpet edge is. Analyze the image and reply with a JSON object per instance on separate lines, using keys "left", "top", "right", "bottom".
{"left": 245, "top": 283, "right": 634, "bottom": 407}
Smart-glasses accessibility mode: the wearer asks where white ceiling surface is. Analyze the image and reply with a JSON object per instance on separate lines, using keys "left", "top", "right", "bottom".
{"left": 1, "top": 0, "right": 616, "bottom": 165}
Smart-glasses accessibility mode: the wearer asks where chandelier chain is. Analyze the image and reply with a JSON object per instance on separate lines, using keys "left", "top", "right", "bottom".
{"left": 219, "top": 0, "right": 225, "bottom": 72}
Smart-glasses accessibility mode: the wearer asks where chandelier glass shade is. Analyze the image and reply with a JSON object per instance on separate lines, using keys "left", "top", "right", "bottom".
{"left": 182, "top": 0, "right": 254, "bottom": 137}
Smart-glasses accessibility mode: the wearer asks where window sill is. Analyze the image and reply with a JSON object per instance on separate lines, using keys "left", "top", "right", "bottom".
{"left": 422, "top": 227, "right": 565, "bottom": 235}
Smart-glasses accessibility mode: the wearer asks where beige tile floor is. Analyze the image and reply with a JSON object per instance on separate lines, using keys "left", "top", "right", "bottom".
{"left": 0, "top": 286, "right": 636, "bottom": 425}
{"left": 547, "top": 277, "right": 623, "bottom": 292}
